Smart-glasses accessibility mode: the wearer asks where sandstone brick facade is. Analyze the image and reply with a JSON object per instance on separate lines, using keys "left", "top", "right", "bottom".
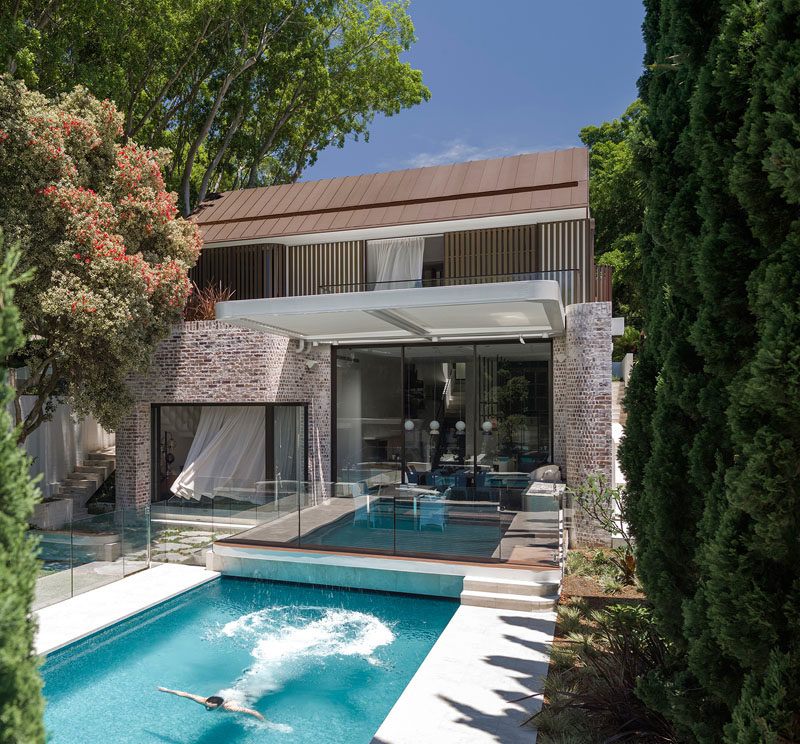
{"left": 117, "top": 308, "right": 614, "bottom": 548}
{"left": 553, "top": 302, "right": 614, "bottom": 545}
{"left": 117, "top": 320, "right": 331, "bottom": 508}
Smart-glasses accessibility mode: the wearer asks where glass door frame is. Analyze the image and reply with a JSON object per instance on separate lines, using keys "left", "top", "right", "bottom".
{"left": 331, "top": 338, "right": 553, "bottom": 483}
{"left": 150, "top": 401, "right": 309, "bottom": 502}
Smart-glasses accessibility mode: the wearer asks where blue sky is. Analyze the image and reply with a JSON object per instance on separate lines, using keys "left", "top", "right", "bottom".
{"left": 303, "top": 0, "right": 646, "bottom": 181}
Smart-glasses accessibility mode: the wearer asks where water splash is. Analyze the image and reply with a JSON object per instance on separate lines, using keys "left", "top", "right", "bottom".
{"left": 216, "top": 606, "right": 395, "bottom": 705}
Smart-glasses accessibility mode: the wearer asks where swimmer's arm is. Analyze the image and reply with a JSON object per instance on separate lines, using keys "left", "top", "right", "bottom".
{"left": 156, "top": 687, "right": 208, "bottom": 705}
{"left": 222, "top": 700, "right": 266, "bottom": 721}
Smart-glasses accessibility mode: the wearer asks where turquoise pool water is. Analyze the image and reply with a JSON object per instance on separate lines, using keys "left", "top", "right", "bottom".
{"left": 42, "top": 578, "right": 457, "bottom": 743}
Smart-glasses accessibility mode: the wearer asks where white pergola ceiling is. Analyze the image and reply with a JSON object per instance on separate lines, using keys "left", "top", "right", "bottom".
{"left": 215, "top": 280, "right": 565, "bottom": 344}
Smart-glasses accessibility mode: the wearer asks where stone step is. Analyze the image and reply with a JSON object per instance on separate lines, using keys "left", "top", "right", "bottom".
{"left": 69, "top": 470, "right": 104, "bottom": 486}
{"left": 86, "top": 452, "right": 115, "bottom": 464}
{"left": 460, "top": 589, "right": 558, "bottom": 612}
{"left": 75, "top": 463, "right": 112, "bottom": 479}
{"left": 63, "top": 477, "right": 100, "bottom": 490}
{"left": 463, "top": 577, "right": 558, "bottom": 597}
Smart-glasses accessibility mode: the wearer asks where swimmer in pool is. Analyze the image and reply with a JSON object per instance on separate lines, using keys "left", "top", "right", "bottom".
{"left": 156, "top": 686, "right": 266, "bottom": 721}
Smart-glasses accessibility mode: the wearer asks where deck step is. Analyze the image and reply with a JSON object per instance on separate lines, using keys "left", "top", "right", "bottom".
{"left": 460, "top": 589, "right": 558, "bottom": 612}
{"left": 463, "top": 577, "right": 558, "bottom": 597}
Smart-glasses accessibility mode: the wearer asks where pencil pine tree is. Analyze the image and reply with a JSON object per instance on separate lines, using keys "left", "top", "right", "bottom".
{"left": 621, "top": 0, "right": 800, "bottom": 740}
{"left": 0, "top": 235, "right": 45, "bottom": 744}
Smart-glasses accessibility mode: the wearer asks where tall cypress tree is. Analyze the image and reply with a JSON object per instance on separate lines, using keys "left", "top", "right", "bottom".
{"left": 622, "top": 0, "right": 800, "bottom": 740}
{"left": 0, "top": 236, "right": 45, "bottom": 744}
{"left": 713, "top": 1, "right": 800, "bottom": 738}
{"left": 620, "top": 0, "right": 721, "bottom": 645}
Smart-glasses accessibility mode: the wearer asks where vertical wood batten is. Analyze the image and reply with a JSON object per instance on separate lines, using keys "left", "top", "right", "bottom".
{"left": 285, "top": 240, "right": 365, "bottom": 296}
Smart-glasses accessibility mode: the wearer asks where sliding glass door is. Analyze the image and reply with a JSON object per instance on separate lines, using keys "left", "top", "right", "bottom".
{"left": 273, "top": 404, "right": 307, "bottom": 483}
{"left": 403, "top": 346, "right": 474, "bottom": 484}
{"left": 335, "top": 341, "right": 552, "bottom": 492}
{"left": 152, "top": 403, "right": 308, "bottom": 502}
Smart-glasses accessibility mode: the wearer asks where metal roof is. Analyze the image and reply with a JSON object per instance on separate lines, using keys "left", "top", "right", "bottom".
{"left": 193, "top": 147, "right": 589, "bottom": 245}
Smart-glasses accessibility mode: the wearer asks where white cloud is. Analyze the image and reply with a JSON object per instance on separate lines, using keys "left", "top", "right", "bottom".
{"left": 405, "top": 140, "right": 540, "bottom": 168}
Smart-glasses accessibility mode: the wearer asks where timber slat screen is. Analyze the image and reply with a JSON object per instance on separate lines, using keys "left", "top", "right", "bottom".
{"left": 536, "top": 218, "right": 593, "bottom": 304}
{"left": 443, "top": 225, "right": 537, "bottom": 283}
{"left": 190, "top": 243, "right": 285, "bottom": 300}
{"left": 594, "top": 264, "right": 613, "bottom": 302}
{"left": 286, "top": 240, "right": 365, "bottom": 296}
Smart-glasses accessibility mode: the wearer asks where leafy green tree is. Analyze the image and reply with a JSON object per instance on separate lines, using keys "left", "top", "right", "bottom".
{"left": 1, "top": 0, "right": 430, "bottom": 214}
{"left": 0, "top": 234, "right": 45, "bottom": 744}
{"left": 0, "top": 78, "right": 201, "bottom": 442}
{"left": 580, "top": 101, "right": 645, "bottom": 359}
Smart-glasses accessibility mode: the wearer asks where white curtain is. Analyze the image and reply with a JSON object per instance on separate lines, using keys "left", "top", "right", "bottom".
{"left": 366, "top": 236, "right": 425, "bottom": 290}
{"left": 274, "top": 406, "right": 304, "bottom": 482}
{"left": 18, "top": 396, "right": 114, "bottom": 499}
{"left": 171, "top": 406, "right": 266, "bottom": 499}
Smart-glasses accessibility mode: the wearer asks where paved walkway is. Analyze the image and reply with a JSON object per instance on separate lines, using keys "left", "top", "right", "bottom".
{"left": 35, "top": 563, "right": 219, "bottom": 655}
{"left": 372, "top": 605, "right": 556, "bottom": 744}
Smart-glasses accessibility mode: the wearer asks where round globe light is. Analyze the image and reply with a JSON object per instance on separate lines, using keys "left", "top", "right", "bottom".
{"left": 429, "top": 420, "right": 440, "bottom": 431}
{"left": 455, "top": 420, "right": 466, "bottom": 432}
{"left": 481, "top": 420, "right": 493, "bottom": 433}
{"left": 404, "top": 419, "right": 415, "bottom": 431}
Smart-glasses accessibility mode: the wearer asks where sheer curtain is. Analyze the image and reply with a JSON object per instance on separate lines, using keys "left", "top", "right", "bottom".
{"left": 366, "top": 236, "right": 425, "bottom": 290}
{"left": 274, "top": 406, "right": 304, "bottom": 482}
{"left": 171, "top": 406, "right": 265, "bottom": 499}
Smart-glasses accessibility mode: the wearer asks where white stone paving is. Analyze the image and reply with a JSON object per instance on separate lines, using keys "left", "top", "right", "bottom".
{"left": 35, "top": 563, "right": 219, "bottom": 655}
{"left": 372, "top": 605, "right": 556, "bottom": 744}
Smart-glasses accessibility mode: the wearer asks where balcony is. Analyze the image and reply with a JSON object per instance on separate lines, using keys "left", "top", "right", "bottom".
{"left": 214, "top": 267, "right": 612, "bottom": 344}
{"left": 321, "top": 267, "right": 613, "bottom": 306}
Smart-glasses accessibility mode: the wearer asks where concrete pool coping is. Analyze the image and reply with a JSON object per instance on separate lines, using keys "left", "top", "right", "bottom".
{"left": 35, "top": 563, "right": 219, "bottom": 655}
{"left": 210, "top": 544, "right": 561, "bottom": 599}
{"left": 372, "top": 605, "right": 555, "bottom": 743}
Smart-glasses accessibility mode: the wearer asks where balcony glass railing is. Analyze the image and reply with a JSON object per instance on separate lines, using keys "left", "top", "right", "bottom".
{"left": 319, "top": 270, "right": 583, "bottom": 306}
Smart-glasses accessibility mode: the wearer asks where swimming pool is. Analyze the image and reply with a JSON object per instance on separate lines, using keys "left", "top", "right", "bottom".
{"left": 300, "top": 498, "right": 511, "bottom": 559}
{"left": 42, "top": 577, "right": 457, "bottom": 743}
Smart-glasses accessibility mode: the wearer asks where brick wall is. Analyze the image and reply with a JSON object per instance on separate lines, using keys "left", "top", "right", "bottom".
{"left": 553, "top": 302, "right": 614, "bottom": 545}
{"left": 117, "top": 321, "right": 331, "bottom": 508}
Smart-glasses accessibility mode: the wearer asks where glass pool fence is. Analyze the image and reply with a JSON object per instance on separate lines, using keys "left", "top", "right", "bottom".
{"left": 32, "top": 478, "right": 565, "bottom": 610}
{"left": 152, "top": 477, "right": 563, "bottom": 565}
{"left": 32, "top": 507, "right": 150, "bottom": 611}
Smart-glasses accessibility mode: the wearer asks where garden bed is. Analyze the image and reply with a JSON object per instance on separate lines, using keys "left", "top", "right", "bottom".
{"left": 533, "top": 548, "right": 676, "bottom": 743}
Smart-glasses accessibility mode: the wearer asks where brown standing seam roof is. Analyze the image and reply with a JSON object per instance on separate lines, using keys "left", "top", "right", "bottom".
{"left": 192, "top": 147, "right": 589, "bottom": 245}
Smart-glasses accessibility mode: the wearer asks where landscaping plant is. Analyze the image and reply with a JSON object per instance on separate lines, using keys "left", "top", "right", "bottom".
{"left": 183, "top": 282, "right": 235, "bottom": 322}
{"left": 569, "top": 475, "right": 636, "bottom": 585}
{"left": 533, "top": 602, "right": 676, "bottom": 744}
{"left": 0, "top": 78, "right": 201, "bottom": 443}
{"left": 0, "top": 0, "right": 430, "bottom": 214}
{"left": 0, "top": 234, "right": 45, "bottom": 744}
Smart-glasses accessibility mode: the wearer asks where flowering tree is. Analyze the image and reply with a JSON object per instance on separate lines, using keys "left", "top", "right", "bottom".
{"left": 0, "top": 79, "right": 201, "bottom": 443}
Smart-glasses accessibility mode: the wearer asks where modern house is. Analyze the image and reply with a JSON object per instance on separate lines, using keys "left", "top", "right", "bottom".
{"left": 116, "top": 147, "right": 616, "bottom": 563}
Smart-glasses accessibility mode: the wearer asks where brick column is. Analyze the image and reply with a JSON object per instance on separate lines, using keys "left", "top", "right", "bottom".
{"left": 551, "top": 335, "right": 567, "bottom": 476}
{"left": 562, "top": 302, "right": 613, "bottom": 545}
{"left": 116, "top": 402, "right": 151, "bottom": 509}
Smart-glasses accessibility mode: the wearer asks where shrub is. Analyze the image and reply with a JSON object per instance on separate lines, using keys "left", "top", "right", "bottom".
{"left": 183, "top": 282, "right": 235, "bottom": 322}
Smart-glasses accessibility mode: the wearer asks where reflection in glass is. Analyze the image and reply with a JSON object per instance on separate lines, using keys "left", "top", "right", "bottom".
{"left": 477, "top": 343, "right": 550, "bottom": 478}
{"left": 403, "top": 346, "right": 474, "bottom": 487}
{"left": 274, "top": 405, "right": 306, "bottom": 482}
{"left": 336, "top": 348, "right": 402, "bottom": 484}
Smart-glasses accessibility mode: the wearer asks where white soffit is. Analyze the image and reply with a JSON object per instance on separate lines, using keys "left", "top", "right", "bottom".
{"left": 216, "top": 280, "right": 566, "bottom": 343}
{"left": 203, "top": 207, "right": 588, "bottom": 248}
